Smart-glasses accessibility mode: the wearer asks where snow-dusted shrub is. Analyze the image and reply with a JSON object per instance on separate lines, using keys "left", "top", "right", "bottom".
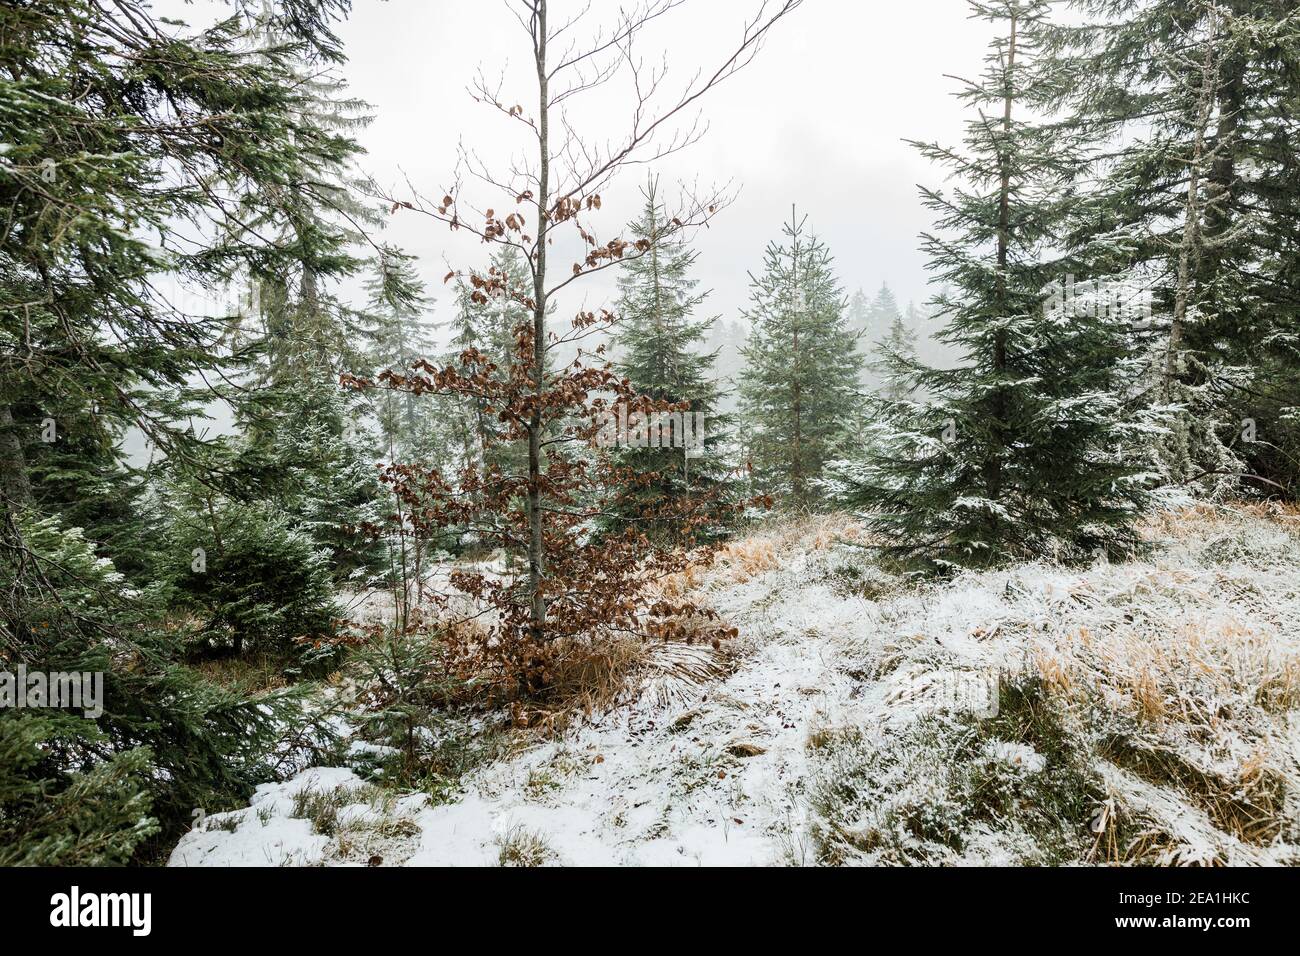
{"left": 168, "top": 503, "right": 340, "bottom": 658}
{"left": 348, "top": 621, "right": 505, "bottom": 795}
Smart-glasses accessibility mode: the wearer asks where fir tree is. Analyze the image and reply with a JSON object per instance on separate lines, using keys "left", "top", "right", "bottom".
{"left": 874, "top": 307, "right": 920, "bottom": 402}
{"left": 739, "top": 209, "right": 863, "bottom": 508}
{"left": 608, "top": 177, "right": 731, "bottom": 533}
{"left": 0, "top": 0, "right": 353, "bottom": 860}
{"left": 1049, "top": 0, "right": 1300, "bottom": 497}
{"left": 837, "top": 0, "right": 1162, "bottom": 571}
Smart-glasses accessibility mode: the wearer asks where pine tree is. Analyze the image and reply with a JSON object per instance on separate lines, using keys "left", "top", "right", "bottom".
{"left": 448, "top": 245, "right": 539, "bottom": 483}
{"left": 607, "top": 177, "right": 731, "bottom": 533}
{"left": 837, "top": 0, "right": 1162, "bottom": 571}
{"left": 363, "top": 247, "right": 439, "bottom": 457}
{"left": 739, "top": 209, "right": 863, "bottom": 508}
{"left": 0, "top": 0, "right": 353, "bottom": 860}
{"left": 1050, "top": 0, "right": 1300, "bottom": 497}
{"left": 164, "top": 461, "right": 343, "bottom": 659}
{"left": 874, "top": 308, "right": 920, "bottom": 402}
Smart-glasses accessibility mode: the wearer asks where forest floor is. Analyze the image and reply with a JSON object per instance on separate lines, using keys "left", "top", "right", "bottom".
{"left": 169, "top": 502, "right": 1300, "bottom": 866}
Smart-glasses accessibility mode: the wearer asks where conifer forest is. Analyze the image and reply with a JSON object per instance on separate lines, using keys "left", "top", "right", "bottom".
{"left": 3, "top": 0, "right": 1300, "bottom": 907}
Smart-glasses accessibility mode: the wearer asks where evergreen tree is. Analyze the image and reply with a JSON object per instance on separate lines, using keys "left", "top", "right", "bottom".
{"left": 233, "top": 6, "right": 381, "bottom": 383}
{"left": 703, "top": 318, "right": 749, "bottom": 416}
{"left": 11, "top": 401, "right": 161, "bottom": 584}
{"left": 867, "top": 283, "right": 902, "bottom": 335}
{"left": 358, "top": 248, "right": 465, "bottom": 598}
{"left": 0, "top": 0, "right": 353, "bottom": 859}
{"left": 448, "top": 245, "right": 538, "bottom": 482}
{"left": 164, "top": 468, "right": 342, "bottom": 658}
{"left": 874, "top": 307, "right": 920, "bottom": 402}
{"left": 608, "top": 178, "right": 731, "bottom": 533}
{"left": 363, "top": 248, "right": 438, "bottom": 458}
{"left": 861, "top": 282, "right": 902, "bottom": 389}
{"left": 1050, "top": 0, "right": 1300, "bottom": 497}
{"left": 234, "top": 375, "right": 386, "bottom": 586}
{"left": 846, "top": 288, "right": 871, "bottom": 337}
{"left": 837, "top": 0, "right": 1161, "bottom": 571}
{"left": 218, "top": 11, "right": 388, "bottom": 584}
{"left": 739, "top": 209, "right": 863, "bottom": 508}
{"left": 846, "top": 287, "right": 873, "bottom": 387}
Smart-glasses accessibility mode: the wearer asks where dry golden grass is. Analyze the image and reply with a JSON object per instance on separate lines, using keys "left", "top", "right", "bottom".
{"left": 534, "top": 634, "right": 648, "bottom": 719}
{"left": 716, "top": 537, "right": 780, "bottom": 582}
{"left": 654, "top": 561, "right": 708, "bottom": 600}
{"left": 703, "top": 513, "right": 865, "bottom": 584}
{"left": 509, "top": 630, "right": 730, "bottom": 733}
{"left": 1141, "top": 498, "right": 1300, "bottom": 541}
{"left": 191, "top": 651, "right": 292, "bottom": 694}
{"left": 1258, "top": 658, "right": 1300, "bottom": 711}
{"left": 1029, "top": 604, "right": 1298, "bottom": 857}
{"left": 378, "top": 502, "right": 1300, "bottom": 864}
{"left": 1032, "top": 647, "right": 1077, "bottom": 698}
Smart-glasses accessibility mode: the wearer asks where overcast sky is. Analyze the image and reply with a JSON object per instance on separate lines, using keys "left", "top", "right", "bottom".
{"left": 166, "top": 0, "right": 996, "bottom": 332}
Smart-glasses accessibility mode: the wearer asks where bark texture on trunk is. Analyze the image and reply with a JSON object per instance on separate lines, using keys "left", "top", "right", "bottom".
{"left": 527, "top": 0, "right": 550, "bottom": 647}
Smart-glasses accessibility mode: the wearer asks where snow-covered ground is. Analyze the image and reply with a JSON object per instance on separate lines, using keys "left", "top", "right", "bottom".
{"left": 170, "top": 504, "right": 1300, "bottom": 866}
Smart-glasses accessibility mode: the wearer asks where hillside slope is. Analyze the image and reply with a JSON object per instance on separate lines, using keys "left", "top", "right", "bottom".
{"left": 171, "top": 504, "right": 1300, "bottom": 866}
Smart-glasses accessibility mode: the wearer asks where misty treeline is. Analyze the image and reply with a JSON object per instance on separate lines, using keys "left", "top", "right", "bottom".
{"left": 2, "top": 0, "right": 1298, "bottom": 863}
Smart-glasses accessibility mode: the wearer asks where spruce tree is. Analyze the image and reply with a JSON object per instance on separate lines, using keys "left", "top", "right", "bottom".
{"left": 739, "top": 209, "right": 863, "bottom": 508}
{"left": 1049, "top": 0, "right": 1300, "bottom": 497}
{"left": 608, "top": 178, "right": 730, "bottom": 533}
{"left": 837, "top": 0, "right": 1161, "bottom": 571}
{"left": 874, "top": 307, "right": 920, "bottom": 402}
{"left": 861, "top": 282, "right": 902, "bottom": 389}
{"left": 448, "top": 245, "right": 540, "bottom": 484}
{"left": 846, "top": 288, "right": 871, "bottom": 337}
{"left": 867, "top": 283, "right": 902, "bottom": 335}
{"left": 363, "top": 248, "right": 438, "bottom": 458}
{"left": 234, "top": 4, "right": 381, "bottom": 382}
{"left": 218, "top": 13, "right": 387, "bottom": 585}
{"left": 0, "top": 0, "right": 353, "bottom": 859}
{"left": 703, "top": 318, "right": 749, "bottom": 416}
{"left": 846, "top": 288, "right": 872, "bottom": 386}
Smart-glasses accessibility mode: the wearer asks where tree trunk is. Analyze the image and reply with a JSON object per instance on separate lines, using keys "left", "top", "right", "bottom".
{"left": 1168, "top": 9, "right": 1220, "bottom": 400}
{"left": 790, "top": 206, "right": 803, "bottom": 506}
{"left": 526, "top": 0, "right": 550, "bottom": 647}
{"left": 986, "top": 10, "right": 1017, "bottom": 504}
{"left": 0, "top": 405, "right": 32, "bottom": 512}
